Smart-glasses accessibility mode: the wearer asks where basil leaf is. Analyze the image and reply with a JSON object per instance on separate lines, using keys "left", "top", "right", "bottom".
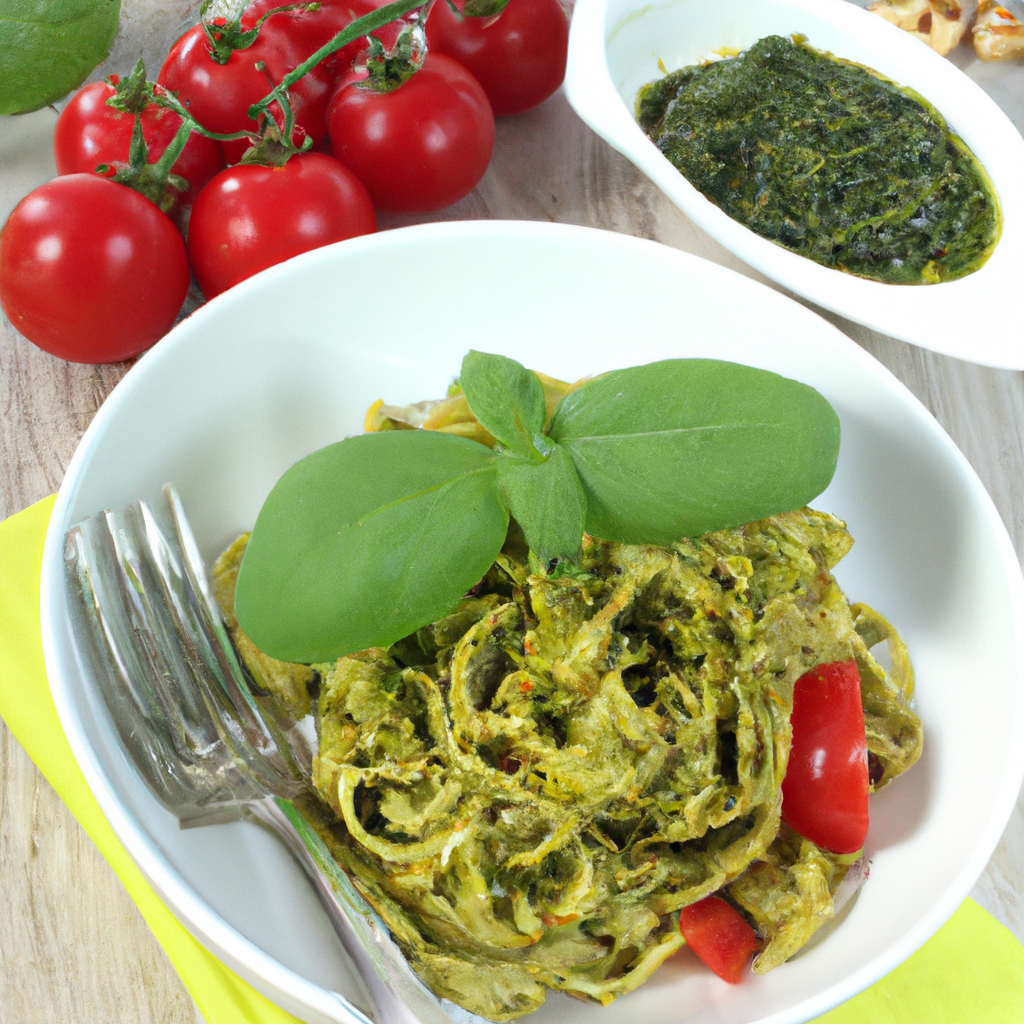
{"left": 0, "top": 0, "right": 120, "bottom": 114}
{"left": 497, "top": 443, "right": 587, "bottom": 563}
{"left": 235, "top": 431, "right": 508, "bottom": 663}
{"left": 460, "top": 350, "right": 548, "bottom": 459}
{"left": 549, "top": 359, "right": 840, "bottom": 544}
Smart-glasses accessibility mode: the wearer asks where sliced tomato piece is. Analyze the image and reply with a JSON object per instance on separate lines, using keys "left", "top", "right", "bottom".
{"left": 781, "top": 658, "right": 869, "bottom": 855}
{"left": 678, "top": 895, "right": 759, "bottom": 984}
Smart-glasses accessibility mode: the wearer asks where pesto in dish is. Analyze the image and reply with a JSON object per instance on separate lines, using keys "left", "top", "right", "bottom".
{"left": 636, "top": 34, "right": 1001, "bottom": 284}
{"left": 215, "top": 508, "right": 922, "bottom": 1019}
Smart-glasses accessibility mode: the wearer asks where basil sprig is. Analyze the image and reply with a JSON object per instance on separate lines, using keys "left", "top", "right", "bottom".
{"left": 235, "top": 352, "right": 840, "bottom": 663}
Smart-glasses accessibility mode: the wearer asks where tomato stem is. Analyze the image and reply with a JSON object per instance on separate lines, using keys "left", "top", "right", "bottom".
{"left": 147, "top": 88, "right": 253, "bottom": 147}
{"left": 98, "top": 63, "right": 193, "bottom": 212}
{"left": 101, "top": 62, "right": 259, "bottom": 205}
{"left": 151, "top": 70, "right": 310, "bottom": 167}
{"left": 198, "top": 0, "right": 327, "bottom": 64}
{"left": 245, "top": 0, "right": 430, "bottom": 122}
{"left": 357, "top": 5, "right": 431, "bottom": 93}
{"left": 460, "top": 0, "right": 512, "bottom": 16}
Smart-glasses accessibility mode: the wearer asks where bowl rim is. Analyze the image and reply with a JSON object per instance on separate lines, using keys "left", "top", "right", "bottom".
{"left": 39, "top": 218, "right": 1024, "bottom": 1024}
{"left": 564, "top": 0, "right": 1024, "bottom": 369}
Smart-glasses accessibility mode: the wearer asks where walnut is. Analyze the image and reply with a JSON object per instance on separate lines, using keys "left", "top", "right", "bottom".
{"left": 867, "top": 0, "right": 978, "bottom": 55}
{"left": 973, "top": 0, "right": 1024, "bottom": 60}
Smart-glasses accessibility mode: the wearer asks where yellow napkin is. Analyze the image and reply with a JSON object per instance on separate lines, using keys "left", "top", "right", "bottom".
{"left": 1, "top": 495, "right": 1022, "bottom": 1024}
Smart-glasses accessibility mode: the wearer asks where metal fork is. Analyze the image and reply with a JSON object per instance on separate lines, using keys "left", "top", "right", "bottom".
{"left": 64, "top": 485, "right": 483, "bottom": 1024}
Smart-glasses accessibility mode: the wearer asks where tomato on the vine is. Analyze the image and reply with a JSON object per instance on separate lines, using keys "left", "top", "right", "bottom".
{"left": 0, "top": 175, "right": 190, "bottom": 363}
{"left": 158, "top": 19, "right": 330, "bottom": 163}
{"left": 327, "top": 53, "right": 495, "bottom": 212}
{"left": 781, "top": 659, "right": 870, "bottom": 855}
{"left": 53, "top": 79, "right": 224, "bottom": 211}
{"left": 425, "top": 0, "right": 569, "bottom": 117}
{"left": 187, "top": 152, "right": 377, "bottom": 298}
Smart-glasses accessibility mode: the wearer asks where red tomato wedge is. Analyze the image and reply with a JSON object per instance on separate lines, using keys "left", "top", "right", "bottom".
{"left": 678, "top": 896, "right": 759, "bottom": 984}
{"left": 781, "top": 658, "right": 869, "bottom": 855}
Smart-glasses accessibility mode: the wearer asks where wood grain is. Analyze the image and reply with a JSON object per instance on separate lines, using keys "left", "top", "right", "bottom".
{"left": 2, "top": 14, "right": 1023, "bottom": 1024}
{"left": 0, "top": 728, "right": 204, "bottom": 1024}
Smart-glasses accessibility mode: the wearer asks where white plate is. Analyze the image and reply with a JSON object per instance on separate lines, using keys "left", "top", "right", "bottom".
{"left": 564, "top": 0, "right": 1024, "bottom": 368}
{"left": 40, "top": 221, "right": 1024, "bottom": 1024}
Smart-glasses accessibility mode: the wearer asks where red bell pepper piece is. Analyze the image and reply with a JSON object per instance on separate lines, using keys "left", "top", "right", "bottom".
{"left": 781, "top": 658, "right": 869, "bottom": 855}
{"left": 678, "top": 895, "right": 760, "bottom": 984}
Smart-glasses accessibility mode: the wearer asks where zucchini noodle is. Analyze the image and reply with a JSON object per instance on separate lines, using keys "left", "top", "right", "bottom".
{"left": 216, "top": 507, "right": 922, "bottom": 1019}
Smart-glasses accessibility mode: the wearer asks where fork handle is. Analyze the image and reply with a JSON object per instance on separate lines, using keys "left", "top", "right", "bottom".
{"left": 244, "top": 796, "right": 461, "bottom": 1024}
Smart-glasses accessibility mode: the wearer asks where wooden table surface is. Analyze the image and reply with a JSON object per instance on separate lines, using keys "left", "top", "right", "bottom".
{"left": 2, "top": 4, "right": 1023, "bottom": 1022}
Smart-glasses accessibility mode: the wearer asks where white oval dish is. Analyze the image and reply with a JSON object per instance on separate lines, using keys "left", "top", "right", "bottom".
{"left": 564, "top": 0, "right": 1024, "bottom": 368}
{"left": 40, "top": 221, "right": 1024, "bottom": 1024}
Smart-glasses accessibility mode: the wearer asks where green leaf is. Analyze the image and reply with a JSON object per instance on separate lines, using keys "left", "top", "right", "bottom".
{"left": 459, "top": 350, "right": 548, "bottom": 459}
{"left": 497, "top": 443, "right": 587, "bottom": 563}
{"left": 234, "top": 431, "right": 508, "bottom": 663}
{"left": 548, "top": 359, "right": 840, "bottom": 544}
{"left": 0, "top": 0, "right": 120, "bottom": 115}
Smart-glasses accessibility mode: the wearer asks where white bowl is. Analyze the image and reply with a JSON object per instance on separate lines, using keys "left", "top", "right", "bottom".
{"left": 564, "top": 0, "right": 1024, "bottom": 369}
{"left": 41, "top": 221, "right": 1024, "bottom": 1024}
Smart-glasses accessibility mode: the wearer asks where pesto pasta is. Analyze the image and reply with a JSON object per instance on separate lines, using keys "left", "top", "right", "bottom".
{"left": 215, "top": 506, "right": 922, "bottom": 1019}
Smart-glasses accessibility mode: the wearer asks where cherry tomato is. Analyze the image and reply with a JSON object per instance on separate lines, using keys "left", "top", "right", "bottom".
{"left": 53, "top": 79, "right": 224, "bottom": 211}
{"left": 425, "top": 0, "right": 568, "bottom": 116}
{"left": 327, "top": 53, "right": 495, "bottom": 212}
{"left": 240, "top": 0, "right": 376, "bottom": 81}
{"left": 0, "top": 175, "right": 190, "bottom": 363}
{"left": 781, "top": 659, "right": 870, "bottom": 855}
{"left": 187, "top": 152, "right": 377, "bottom": 298}
{"left": 158, "top": 20, "right": 330, "bottom": 163}
{"left": 678, "top": 896, "right": 760, "bottom": 984}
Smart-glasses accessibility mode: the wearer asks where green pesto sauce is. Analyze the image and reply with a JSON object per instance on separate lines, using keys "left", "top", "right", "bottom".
{"left": 636, "top": 35, "right": 1001, "bottom": 285}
